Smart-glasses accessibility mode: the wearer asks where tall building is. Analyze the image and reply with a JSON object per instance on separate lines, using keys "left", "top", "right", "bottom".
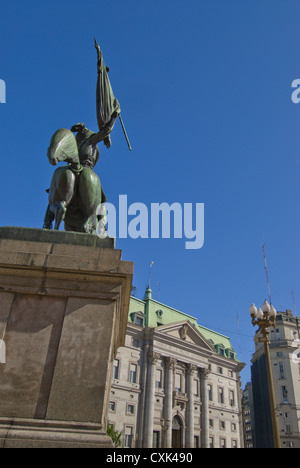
{"left": 242, "top": 382, "right": 255, "bottom": 448}
{"left": 251, "top": 309, "right": 300, "bottom": 448}
{"left": 108, "top": 288, "right": 245, "bottom": 448}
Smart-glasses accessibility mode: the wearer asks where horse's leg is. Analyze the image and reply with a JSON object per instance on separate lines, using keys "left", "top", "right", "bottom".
{"left": 78, "top": 168, "right": 102, "bottom": 234}
{"left": 48, "top": 167, "right": 76, "bottom": 231}
{"left": 53, "top": 201, "right": 67, "bottom": 230}
{"left": 43, "top": 203, "right": 55, "bottom": 229}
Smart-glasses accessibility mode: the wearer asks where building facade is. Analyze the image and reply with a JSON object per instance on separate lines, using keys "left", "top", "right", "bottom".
{"left": 242, "top": 382, "right": 255, "bottom": 448}
{"left": 108, "top": 288, "right": 245, "bottom": 448}
{"left": 251, "top": 309, "right": 300, "bottom": 448}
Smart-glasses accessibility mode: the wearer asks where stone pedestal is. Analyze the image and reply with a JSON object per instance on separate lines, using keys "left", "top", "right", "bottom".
{"left": 0, "top": 227, "right": 134, "bottom": 448}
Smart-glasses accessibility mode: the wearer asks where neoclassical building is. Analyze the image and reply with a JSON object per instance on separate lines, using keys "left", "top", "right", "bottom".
{"left": 251, "top": 309, "right": 300, "bottom": 448}
{"left": 108, "top": 288, "right": 245, "bottom": 448}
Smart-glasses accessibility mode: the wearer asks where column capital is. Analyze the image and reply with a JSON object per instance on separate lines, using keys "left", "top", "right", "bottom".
{"left": 199, "top": 368, "right": 210, "bottom": 379}
{"left": 148, "top": 351, "right": 160, "bottom": 364}
{"left": 164, "top": 357, "right": 177, "bottom": 370}
{"left": 186, "top": 363, "right": 197, "bottom": 375}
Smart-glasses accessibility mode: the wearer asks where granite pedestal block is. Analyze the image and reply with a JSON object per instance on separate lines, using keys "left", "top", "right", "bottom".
{"left": 0, "top": 227, "right": 134, "bottom": 448}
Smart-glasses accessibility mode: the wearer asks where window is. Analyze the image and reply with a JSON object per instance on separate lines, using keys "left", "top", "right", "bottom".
{"left": 124, "top": 426, "right": 133, "bottom": 448}
{"left": 109, "top": 401, "right": 116, "bottom": 412}
{"left": 209, "top": 437, "right": 214, "bottom": 449}
{"left": 275, "top": 329, "right": 280, "bottom": 340}
{"left": 220, "top": 420, "right": 225, "bottom": 430}
{"left": 209, "top": 419, "right": 214, "bottom": 428}
{"left": 193, "top": 379, "right": 199, "bottom": 397}
{"left": 135, "top": 316, "right": 144, "bottom": 327}
{"left": 220, "top": 438, "right": 226, "bottom": 449}
{"left": 127, "top": 404, "right": 135, "bottom": 415}
{"left": 156, "top": 309, "right": 163, "bottom": 319}
{"left": 281, "top": 386, "right": 288, "bottom": 404}
{"left": 156, "top": 369, "right": 162, "bottom": 389}
{"left": 208, "top": 384, "right": 213, "bottom": 401}
{"left": 129, "top": 363, "right": 137, "bottom": 384}
{"left": 113, "top": 359, "right": 120, "bottom": 379}
{"left": 218, "top": 387, "right": 224, "bottom": 404}
{"left": 218, "top": 366, "right": 223, "bottom": 374}
{"left": 231, "top": 423, "right": 237, "bottom": 432}
{"left": 132, "top": 338, "right": 139, "bottom": 348}
{"left": 279, "top": 362, "right": 285, "bottom": 379}
{"left": 229, "top": 390, "right": 235, "bottom": 407}
{"left": 194, "top": 436, "right": 200, "bottom": 448}
{"left": 131, "top": 311, "right": 145, "bottom": 327}
{"left": 175, "top": 373, "right": 181, "bottom": 392}
{"left": 232, "top": 439, "right": 237, "bottom": 448}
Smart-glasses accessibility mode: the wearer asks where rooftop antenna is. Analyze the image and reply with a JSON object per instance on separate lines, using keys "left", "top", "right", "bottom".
{"left": 157, "top": 281, "right": 161, "bottom": 302}
{"left": 148, "top": 261, "right": 154, "bottom": 289}
{"left": 236, "top": 312, "right": 241, "bottom": 355}
{"left": 262, "top": 244, "right": 272, "bottom": 305}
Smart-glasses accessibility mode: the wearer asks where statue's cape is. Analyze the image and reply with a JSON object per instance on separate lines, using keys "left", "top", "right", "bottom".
{"left": 96, "top": 44, "right": 121, "bottom": 130}
{"left": 47, "top": 128, "right": 80, "bottom": 165}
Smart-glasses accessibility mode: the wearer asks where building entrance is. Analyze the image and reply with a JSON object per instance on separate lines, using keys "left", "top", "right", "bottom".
{"left": 172, "top": 415, "right": 183, "bottom": 448}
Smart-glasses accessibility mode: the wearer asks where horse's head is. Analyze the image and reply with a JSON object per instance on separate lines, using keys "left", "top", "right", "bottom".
{"left": 47, "top": 128, "right": 80, "bottom": 166}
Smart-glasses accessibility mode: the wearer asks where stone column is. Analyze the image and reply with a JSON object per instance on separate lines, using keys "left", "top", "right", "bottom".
{"left": 136, "top": 343, "right": 150, "bottom": 448}
{"left": 186, "top": 364, "right": 197, "bottom": 448}
{"left": 143, "top": 351, "right": 160, "bottom": 448}
{"left": 200, "top": 369, "right": 210, "bottom": 448}
{"left": 164, "top": 357, "right": 176, "bottom": 448}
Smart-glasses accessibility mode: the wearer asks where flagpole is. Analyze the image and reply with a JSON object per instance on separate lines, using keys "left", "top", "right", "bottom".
{"left": 119, "top": 115, "right": 132, "bottom": 151}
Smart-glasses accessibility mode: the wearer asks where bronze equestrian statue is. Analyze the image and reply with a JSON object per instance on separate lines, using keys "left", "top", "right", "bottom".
{"left": 43, "top": 120, "right": 116, "bottom": 233}
{"left": 43, "top": 40, "right": 130, "bottom": 235}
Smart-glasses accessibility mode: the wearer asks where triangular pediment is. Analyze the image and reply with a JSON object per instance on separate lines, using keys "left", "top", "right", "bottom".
{"left": 155, "top": 320, "right": 215, "bottom": 352}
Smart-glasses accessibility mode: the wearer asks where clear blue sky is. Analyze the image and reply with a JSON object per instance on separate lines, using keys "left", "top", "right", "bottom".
{"left": 1, "top": 0, "right": 299, "bottom": 385}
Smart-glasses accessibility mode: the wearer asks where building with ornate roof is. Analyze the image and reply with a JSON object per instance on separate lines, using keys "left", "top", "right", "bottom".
{"left": 107, "top": 287, "right": 245, "bottom": 448}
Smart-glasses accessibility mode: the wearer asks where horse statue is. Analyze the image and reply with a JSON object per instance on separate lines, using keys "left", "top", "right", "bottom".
{"left": 43, "top": 124, "right": 109, "bottom": 234}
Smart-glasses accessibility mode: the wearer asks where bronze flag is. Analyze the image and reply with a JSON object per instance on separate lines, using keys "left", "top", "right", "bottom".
{"left": 95, "top": 39, "right": 131, "bottom": 151}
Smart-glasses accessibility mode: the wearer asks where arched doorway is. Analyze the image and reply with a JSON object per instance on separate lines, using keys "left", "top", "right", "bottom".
{"left": 172, "top": 415, "right": 183, "bottom": 448}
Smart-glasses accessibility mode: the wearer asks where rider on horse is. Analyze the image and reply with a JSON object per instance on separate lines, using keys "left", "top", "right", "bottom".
{"left": 43, "top": 113, "right": 118, "bottom": 231}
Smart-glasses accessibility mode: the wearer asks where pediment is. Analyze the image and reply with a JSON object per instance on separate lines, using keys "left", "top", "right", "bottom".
{"left": 155, "top": 320, "right": 215, "bottom": 352}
